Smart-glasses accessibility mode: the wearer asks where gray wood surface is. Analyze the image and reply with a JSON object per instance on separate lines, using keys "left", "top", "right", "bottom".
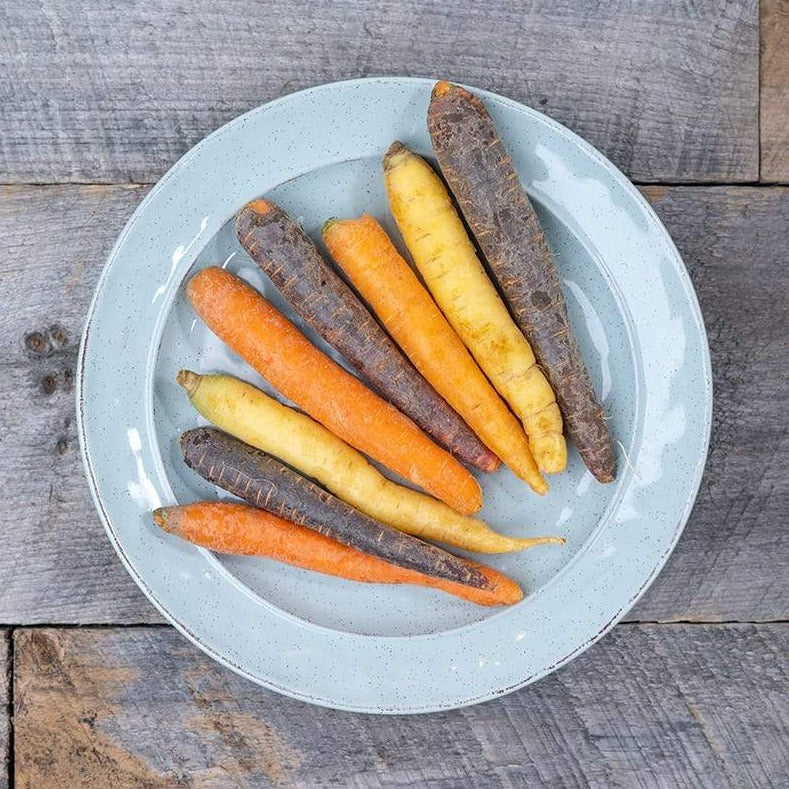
{"left": 13, "top": 624, "right": 789, "bottom": 787}
{"left": 630, "top": 186, "right": 789, "bottom": 622}
{"left": 3, "top": 184, "right": 787, "bottom": 624}
{"left": 0, "top": 0, "right": 757, "bottom": 184}
{"left": 0, "top": 185, "right": 160, "bottom": 623}
{"left": 761, "top": 0, "right": 789, "bottom": 180}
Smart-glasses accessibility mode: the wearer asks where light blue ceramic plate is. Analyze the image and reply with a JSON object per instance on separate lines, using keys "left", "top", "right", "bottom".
{"left": 78, "top": 77, "right": 711, "bottom": 713}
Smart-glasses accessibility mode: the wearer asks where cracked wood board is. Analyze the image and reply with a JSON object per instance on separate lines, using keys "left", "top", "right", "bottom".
{"left": 761, "top": 0, "right": 789, "bottom": 181}
{"left": 13, "top": 624, "right": 789, "bottom": 787}
{"left": 0, "top": 0, "right": 757, "bottom": 183}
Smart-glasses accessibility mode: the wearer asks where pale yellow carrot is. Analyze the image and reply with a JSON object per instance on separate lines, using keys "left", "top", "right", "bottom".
{"left": 384, "top": 142, "right": 567, "bottom": 475}
{"left": 177, "top": 371, "right": 564, "bottom": 554}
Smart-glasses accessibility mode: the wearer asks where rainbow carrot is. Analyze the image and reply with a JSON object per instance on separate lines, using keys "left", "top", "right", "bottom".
{"left": 154, "top": 502, "right": 524, "bottom": 607}
{"left": 187, "top": 267, "right": 483, "bottom": 514}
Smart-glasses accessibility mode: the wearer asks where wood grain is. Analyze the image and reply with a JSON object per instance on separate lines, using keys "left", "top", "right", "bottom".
{"left": 1, "top": 184, "right": 788, "bottom": 624}
{"left": 0, "top": 185, "right": 160, "bottom": 623}
{"left": 13, "top": 624, "right": 789, "bottom": 787}
{"left": 761, "top": 0, "right": 789, "bottom": 180}
{"left": 630, "top": 187, "right": 789, "bottom": 622}
{"left": 0, "top": 0, "right": 757, "bottom": 184}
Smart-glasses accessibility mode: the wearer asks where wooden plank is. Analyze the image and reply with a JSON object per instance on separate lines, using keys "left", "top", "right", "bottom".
{"left": 630, "top": 186, "right": 789, "bottom": 622}
{"left": 761, "top": 0, "right": 789, "bottom": 180}
{"left": 13, "top": 624, "right": 789, "bottom": 787}
{"left": 0, "top": 0, "right": 757, "bottom": 184}
{"left": 0, "top": 185, "right": 160, "bottom": 623}
{"left": 0, "top": 633, "right": 8, "bottom": 789}
{"left": 1, "top": 184, "right": 787, "bottom": 624}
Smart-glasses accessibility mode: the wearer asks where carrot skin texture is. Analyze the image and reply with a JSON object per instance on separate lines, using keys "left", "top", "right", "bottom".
{"left": 179, "top": 371, "right": 563, "bottom": 553}
{"left": 180, "top": 427, "right": 488, "bottom": 589}
{"left": 383, "top": 143, "right": 564, "bottom": 477}
{"left": 187, "top": 266, "right": 483, "bottom": 514}
{"left": 154, "top": 502, "right": 524, "bottom": 607}
{"left": 383, "top": 147, "right": 555, "bottom": 493}
{"left": 235, "top": 200, "right": 496, "bottom": 473}
{"left": 428, "top": 82, "right": 616, "bottom": 482}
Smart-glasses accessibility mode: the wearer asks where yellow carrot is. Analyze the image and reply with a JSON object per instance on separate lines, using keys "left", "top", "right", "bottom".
{"left": 177, "top": 371, "right": 564, "bottom": 554}
{"left": 384, "top": 142, "right": 567, "bottom": 477}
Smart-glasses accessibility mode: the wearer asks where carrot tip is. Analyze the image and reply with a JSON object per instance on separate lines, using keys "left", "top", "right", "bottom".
{"left": 235, "top": 200, "right": 278, "bottom": 244}
{"left": 534, "top": 536, "right": 565, "bottom": 546}
{"left": 187, "top": 267, "right": 219, "bottom": 301}
{"left": 432, "top": 80, "right": 453, "bottom": 98}
{"left": 383, "top": 141, "right": 409, "bottom": 169}
{"left": 322, "top": 217, "right": 340, "bottom": 234}
{"left": 152, "top": 508, "right": 166, "bottom": 528}
{"left": 176, "top": 369, "right": 201, "bottom": 397}
{"left": 531, "top": 477, "right": 549, "bottom": 496}
{"left": 244, "top": 198, "right": 274, "bottom": 215}
{"left": 508, "top": 535, "right": 565, "bottom": 551}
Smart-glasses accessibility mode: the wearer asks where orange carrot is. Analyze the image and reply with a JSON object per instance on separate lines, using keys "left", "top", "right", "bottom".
{"left": 324, "top": 215, "right": 548, "bottom": 492}
{"left": 187, "top": 267, "right": 483, "bottom": 514}
{"left": 154, "top": 502, "right": 523, "bottom": 607}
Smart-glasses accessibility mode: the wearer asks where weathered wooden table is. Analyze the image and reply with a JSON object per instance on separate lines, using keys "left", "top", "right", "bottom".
{"left": 2, "top": 1, "right": 787, "bottom": 785}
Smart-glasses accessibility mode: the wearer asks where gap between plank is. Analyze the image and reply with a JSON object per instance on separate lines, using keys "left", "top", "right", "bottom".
{"left": 619, "top": 618, "right": 789, "bottom": 626}
{"left": 0, "top": 620, "right": 786, "bottom": 630}
{"left": 758, "top": 0, "right": 762, "bottom": 182}
{"left": 0, "top": 623, "right": 171, "bottom": 630}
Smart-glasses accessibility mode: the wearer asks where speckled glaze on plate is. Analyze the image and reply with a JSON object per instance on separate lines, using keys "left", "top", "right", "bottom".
{"left": 77, "top": 77, "right": 711, "bottom": 713}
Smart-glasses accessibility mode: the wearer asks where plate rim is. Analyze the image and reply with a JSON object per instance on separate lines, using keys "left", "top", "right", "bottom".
{"left": 77, "top": 76, "right": 713, "bottom": 713}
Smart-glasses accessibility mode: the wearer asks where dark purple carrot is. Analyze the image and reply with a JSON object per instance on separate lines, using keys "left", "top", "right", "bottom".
{"left": 180, "top": 427, "right": 489, "bottom": 590}
{"left": 234, "top": 199, "right": 498, "bottom": 473}
{"left": 427, "top": 81, "right": 616, "bottom": 482}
